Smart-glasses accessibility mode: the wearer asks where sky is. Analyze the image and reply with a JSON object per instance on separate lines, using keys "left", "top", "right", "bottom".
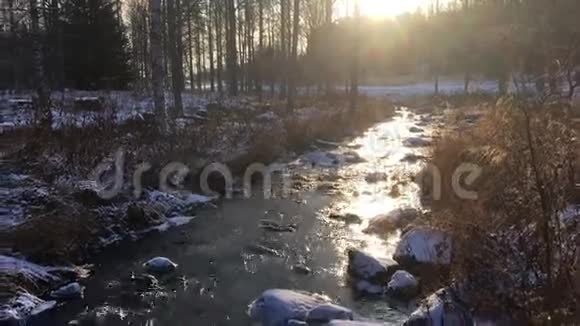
{"left": 338, "top": 0, "right": 435, "bottom": 18}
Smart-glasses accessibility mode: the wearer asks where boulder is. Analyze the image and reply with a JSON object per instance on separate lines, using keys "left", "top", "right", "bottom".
{"left": 248, "top": 289, "right": 331, "bottom": 326}
{"left": 363, "top": 208, "right": 419, "bottom": 235}
{"left": 409, "top": 126, "right": 424, "bottom": 133}
{"left": 347, "top": 249, "right": 399, "bottom": 285}
{"left": 49, "top": 282, "right": 84, "bottom": 300}
{"left": 393, "top": 227, "right": 451, "bottom": 268}
{"left": 386, "top": 271, "right": 419, "bottom": 300}
{"left": 126, "top": 204, "right": 164, "bottom": 230}
{"left": 0, "top": 292, "right": 56, "bottom": 326}
{"left": 404, "top": 289, "right": 472, "bottom": 326}
{"left": 143, "top": 257, "right": 178, "bottom": 274}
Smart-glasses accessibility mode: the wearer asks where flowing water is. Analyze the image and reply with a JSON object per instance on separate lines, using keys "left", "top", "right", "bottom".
{"left": 48, "top": 108, "right": 434, "bottom": 326}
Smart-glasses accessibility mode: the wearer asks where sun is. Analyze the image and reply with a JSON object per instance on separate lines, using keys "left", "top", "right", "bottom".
{"left": 358, "top": 0, "right": 427, "bottom": 18}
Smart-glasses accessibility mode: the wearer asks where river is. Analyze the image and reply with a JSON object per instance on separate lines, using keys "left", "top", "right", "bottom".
{"left": 46, "top": 107, "right": 435, "bottom": 325}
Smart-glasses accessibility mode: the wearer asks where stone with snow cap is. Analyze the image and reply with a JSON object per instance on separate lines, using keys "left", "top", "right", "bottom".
{"left": 49, "top": 282, "right": 85, "bottom": 300}
{"left": 0, "top": 292, "right": 56, "bottom": 325}
{"left": 347, "top": 249, "right": 398, "bottom": 284}
{"left": 248, "top": 289, "right": 340, "bottom": 326}
{"left": 387, "top": 270, "right": 419, "bottom": 299}
{"left": 393, "top": 227, "right": 451, "bottom": 267}
{"left": 143, "top": 257, "right": 178, "bottom": 273}
{"left": 404, "top": 288, "right": 473, "bottom": 326}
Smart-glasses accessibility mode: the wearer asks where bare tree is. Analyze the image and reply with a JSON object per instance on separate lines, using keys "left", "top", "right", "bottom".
{"left": 226, "top": 0, "right": 238, "bottom": 95}
{"left": 349, "top": 0, "right": 360, "bottom": 113}
{"left": 166, "top": 0, "right": 184, "bottom": 116}
{"left": 286, "top": 0, "right": 300, "bottom": 112}
{"left": 149, "top": 0, "right": 167, "bottom": 132}
{"left": 280, "top": 0, "right": 288, "bottom": 98}
{"left": 29, "top": 0, "right": 52, "bottom": 130}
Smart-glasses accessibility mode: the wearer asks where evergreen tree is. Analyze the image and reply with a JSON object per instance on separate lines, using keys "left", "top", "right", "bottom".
{"left": 62, "top": 0, "right": 133, "bottom": 89}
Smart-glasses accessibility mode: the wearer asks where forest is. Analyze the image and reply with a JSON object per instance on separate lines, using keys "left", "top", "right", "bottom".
{"left": 1, "top": 0, "right": 580, "bottom": 325}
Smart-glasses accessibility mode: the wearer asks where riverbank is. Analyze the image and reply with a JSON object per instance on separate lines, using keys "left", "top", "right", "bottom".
{"left": 1, "top": 94, "right": 397, "bottom": 325}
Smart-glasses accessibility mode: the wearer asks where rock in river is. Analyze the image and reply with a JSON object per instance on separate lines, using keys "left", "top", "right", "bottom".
{"left": 393, "top": 227, "right": 451, "bottom": 268}
{"left": 248, "top": 289, "right": 353, "bottom": 326}
{"left": 404, "top": 288, "right": 472, "bottom": 326}
{"left": 363, "top": 208, "right": 419, "bottom": 235}
{"left": 347, "top": 249, "right": 399, "bottom": 285}
{"left": 143, "top": 257, "right": 178, "bottom": 274}
{"left": 49, "top": 282, "right": 84, "bottom": 300}
{"left": 386, "top": 270, "right": 419, "bottom": 300}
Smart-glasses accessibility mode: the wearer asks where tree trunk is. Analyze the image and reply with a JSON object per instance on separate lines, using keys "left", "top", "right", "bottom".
{"left": 207, "top": 0, "right": 216, "bottom": 92}
{"left": 150, "top": 0, "right": 167, "bottom": 133}
{"left": 215, "top": 0, "right": 224, "bottom": 93}
{"left": 167, "top": 0, "right": 183, "bottom": 117}
{"left": 195, "top": 11, "right": 203, "bottom": 92}
{"left": 226, "top": 0, "right": 238, "bottom": 96}
{"left": 29, "top": 0, "right": 52, "bottom": 130}
{"left": 324, "top": 0, "right": 333, "bottom": 96}
{"left": 257, "top": 0, "right": 264, "bottom": 100}
{"left": 287, "top": 0, "right": 300, "bottom": 112}
{"left": 350, "top": 0, "right": 360, "bottom": 113}
{"left": 187, "top": 6, "right": 195, "bottom": 93}
{"left": 280, "top": 0, "right": 288, "bottom": 99}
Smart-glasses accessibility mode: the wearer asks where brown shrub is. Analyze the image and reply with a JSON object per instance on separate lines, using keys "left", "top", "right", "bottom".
{"left": 425, "top": 96, "right": 578, "bottom": 321}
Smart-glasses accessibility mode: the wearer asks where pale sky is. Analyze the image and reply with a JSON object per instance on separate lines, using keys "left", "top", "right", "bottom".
{"left": 338, "top": 0, "right": 436, "bottom": 18}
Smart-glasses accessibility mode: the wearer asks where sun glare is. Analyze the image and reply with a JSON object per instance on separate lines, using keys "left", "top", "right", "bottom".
{"left": 358, "top": 0, "right": 427, "bottom": 18}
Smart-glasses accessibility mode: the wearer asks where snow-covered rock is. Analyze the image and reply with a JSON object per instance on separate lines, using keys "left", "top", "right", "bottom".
{"left": 387, "top": 271, "right": 419, "bottom": 299}
{"left": 363, "top": 208, "right": 419, "bottom": 235}
{"left": 347, "top": 249, "right": 398, "bottom": 284}
{"left": 0, "top": 292, "right": 56, "bottom": 325}
{"left": 393, "top": 227, "right": 451, "bottom": 267}
{"left": 49, "top": 282, "right": 84, "bottom": 300}
{"left": 247, "top": 289, "right": 330, "bottom": 326}
{"left": 305, "top": 303, "right": 354, "bottom": 323}
{"left": 143, "top": 257, "right": 178, "bottom": 273}
{"left": 404, "top": 289, "right": 472, "bottom": 326}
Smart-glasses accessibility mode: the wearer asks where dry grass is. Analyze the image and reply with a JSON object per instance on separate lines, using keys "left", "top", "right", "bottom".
{"left": 424, "top": 97, "right": 578, "bottom": 322}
